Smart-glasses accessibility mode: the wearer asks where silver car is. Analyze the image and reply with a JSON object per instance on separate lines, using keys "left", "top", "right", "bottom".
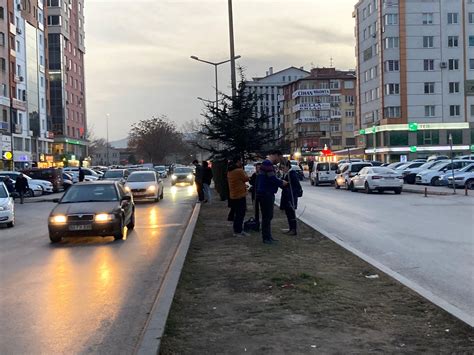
{"left": 125, "top": 171, "right": 164, "bottom": 202}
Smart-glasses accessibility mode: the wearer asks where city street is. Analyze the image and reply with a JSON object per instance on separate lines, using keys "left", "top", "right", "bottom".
{"left": 289, "top": 181, "right": 474, "bottom": 325}
{"left": 0, "top": 185, "right": 196, "bottom": 354}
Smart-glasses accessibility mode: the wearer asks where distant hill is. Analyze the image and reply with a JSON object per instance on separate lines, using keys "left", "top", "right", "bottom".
{"left": 109, "top": 138, "right": 128, "bottom": 149}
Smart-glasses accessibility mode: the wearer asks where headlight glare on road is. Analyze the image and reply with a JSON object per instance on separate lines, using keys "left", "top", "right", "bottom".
{"left": 171, "top": 175, "right": 177, "bottom": 180}
{"left": 187, "top": 174, "right": 193, "bottom": 180}
{"left": 147, "top": 185, "right": 156, "bottom": 192}
{"left": 95, "top": 213, "right": 114, "bottom": 222}
{"left": 50, "top": 215, "right": 67, "bottom": 224}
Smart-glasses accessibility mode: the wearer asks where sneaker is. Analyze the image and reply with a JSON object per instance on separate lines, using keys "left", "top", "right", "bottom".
{"left": 287, "top": 230, "right": 297, "bottom": 236}
{"left": 263, "top": 239, "right": 273, "bottom": 245}
{"left": 241, "top": 231, "right": 250, "bottom": 237}
{"left": 281, "top": 228, "right": 291, "bottom": 233}
{"left": 233, "top": 232, "right": 247, "bottom": 237}
{"left": 270, "top": 237, "right": 279, "bottom": 242}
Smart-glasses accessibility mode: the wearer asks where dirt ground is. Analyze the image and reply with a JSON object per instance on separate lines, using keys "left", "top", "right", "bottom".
{"left": 160, "top": 197, "right": 474, "bottom": 354}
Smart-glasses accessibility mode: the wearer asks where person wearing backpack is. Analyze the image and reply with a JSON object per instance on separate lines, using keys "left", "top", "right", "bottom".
{"left": 280, "top": 160, "right": 302, "bottom": 236}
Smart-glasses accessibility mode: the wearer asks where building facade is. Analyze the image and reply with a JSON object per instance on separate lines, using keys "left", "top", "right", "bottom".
{"left": 283, "top": 67, "right": 357, "bottom": 157}
{"left": 245, "top": 67, "right": 309, "bottom": 144}
{"left": 354, "top": 0, "right": 474, "bottom": 162}
{"left": 0, "top": 0, "right": 12, "bottom": 170}
{"left": 90, "top": 146, "right": 120, "bottom": 166}
{"left": 47, "top": 0, "right": 87, "bottom": 166}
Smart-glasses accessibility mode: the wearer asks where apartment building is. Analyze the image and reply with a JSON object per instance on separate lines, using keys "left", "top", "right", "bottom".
{"left": 245, "top": 67, "right": 309, "bottom": 142}
{"left": 47, "top": 0, "right": 87, "bottom": 166}
{"left": 354, "top": 0, "right": 474, "bottom": 162}
{"left": 0, "top": 0, "right": 12, "bottom": 170}
{"left": 282, "top": 67, "right": 357, "bottom": 157}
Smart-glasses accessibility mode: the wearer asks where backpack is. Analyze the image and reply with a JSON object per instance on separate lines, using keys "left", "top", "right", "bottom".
{"left": 243, "top": 217, "right": 260, "bottom": 232}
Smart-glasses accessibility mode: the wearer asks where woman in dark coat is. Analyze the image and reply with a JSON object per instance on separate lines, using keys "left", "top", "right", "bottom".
{"left": 280, "top": 160, "right": 301, "bottom": 235}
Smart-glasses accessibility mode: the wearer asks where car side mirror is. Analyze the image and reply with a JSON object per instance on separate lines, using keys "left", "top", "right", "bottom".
{"left": 122, "top": 195, "right": 132, "bottom": 202}
{"left": 336, "top": 170, "right": 341, "bottom": 174}
{"left": 52, "top": 198, "right": 60, "bottom": 203}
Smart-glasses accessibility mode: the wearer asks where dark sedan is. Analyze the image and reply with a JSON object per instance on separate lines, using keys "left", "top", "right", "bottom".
{"left": 170, "top": 167, "right": 194, "bottom": 185}
{"left": 48, "top": 181, "right": 135, "bottom": 243}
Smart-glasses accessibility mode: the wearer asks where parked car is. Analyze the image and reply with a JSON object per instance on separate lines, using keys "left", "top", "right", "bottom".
{"left": 63, "top": 167, "right": 101, "bottom": 181}
{"left": 395, "top": 161, "right": 425, "bottom": 172}
{"left": 171, "top": 167, "right": 194, "bottom": 186}
{"left": 310, "top": 162, "right": 338, "bottom": 186}
{"left": 125, "top": 171, "right": 164, "bottom": 202}
{"left": 291, "top": 165, "right": 305, "bottom": 181}
{"left": 443, "top": 164, "right": 474, "bottom": 188}
{"left": 349, "top": 167, "right": 403, "bottom": 194}
{"left": 334, "top": 162, "right": 372, "bottom": 189}
{"left": 62, "top": 173, "right": 74, "bottom": 190}
{"left": 427, "top": 155, "right": 449, "bottom": 162}
{"left": 154, "top": 165, "right": 168, "bottom": 178}
{"left": 338, "top": 159, "right": 362, "bottom": 165}
{"left": 386, "top": 162, "right": 407, "bottom": 170}
{"left": 0, "top": 171, "right": 52, "bottom": 195}
{"left": 21, "top": 168, "right": 63, "bottom": 192}
{"left": 102, "top": 169, "right": 129, "bottom": 184}
{"left": 416, "top": 160, "right": 472, "bottom": 185}
{"left": 48, "top": 181, "right": 135, "bottom": 243}
{"left": 0, "top": 182, "right": 15, "bottom": 228}
{"left": 402, "top": 160, "right": 448, "bottom": 184}
{"left": 457, "top": 154, "right": 474, "bottom": 160}
{"left": 364, "top": 160, "right": 384, "bottom": 166}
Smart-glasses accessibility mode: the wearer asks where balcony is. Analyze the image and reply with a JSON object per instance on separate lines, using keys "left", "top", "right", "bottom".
{"left": 14, "top": 124, "right": 22, "bottom": 134}
{"left": 298, "top": 131, "right": 324, "bottom": 138}
{"left": 0, "top": 121, "right": 9, "bottom": 131}
{"left": 9, "top": 23, "right": 16, "bottom": 34}
{"left": 10, "top": 49, "right": 16, "bottom": 58}
{"left": 12, "top": 99, "right": 27, "bottom": 111}
{"left": 292, "top": 103, "right": 331, "bottom": 113}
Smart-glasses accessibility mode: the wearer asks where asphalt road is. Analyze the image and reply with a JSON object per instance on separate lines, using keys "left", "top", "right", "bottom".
{"left": 288, "top": 181, "right": 474, "bottom": 325}
{"left": 0, "top": 184, "right": 196, "bottom": 354}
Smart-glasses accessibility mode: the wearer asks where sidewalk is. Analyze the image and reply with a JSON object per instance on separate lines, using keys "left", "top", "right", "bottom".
{"left": 24, "top": 192, "right": 63, "bottom": 203}
{"left": 159, "top": 196, "right": 473, "bottom": 354}
{"left": 402, "top": 183, "right": 471, "bottom": 196}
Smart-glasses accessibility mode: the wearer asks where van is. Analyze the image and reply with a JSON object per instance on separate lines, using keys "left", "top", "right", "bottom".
{"left": 21, "top": 168, "right": 64, "bottom": 192}
{"left": 310, "top": 162, "right": 338, "bottom": 186}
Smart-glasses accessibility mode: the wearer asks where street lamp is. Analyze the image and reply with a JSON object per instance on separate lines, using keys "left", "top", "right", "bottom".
{"left": 228, "top": 0, "right": 237, "bottom": 98}
{"left": 449, "top": 133, "right": 455, "bottom": 194}
{"left": 190, "top": 55, "right": 241, "bottom": 109}
{"left": 106, "top": 113, "right": 110, "bottom": 166}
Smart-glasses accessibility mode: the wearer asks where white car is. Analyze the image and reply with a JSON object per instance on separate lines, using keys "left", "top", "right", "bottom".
{"left": 416, "top": 160, "right": 472, "bottom": 185}
{"left": 335, "top": 162, "right": 372, "bottom": 189}
{"left": 244, "top": 164, "right": 256, "bottom": 177}
{"left": 0, "top": 171, "right": 53, "bottom": 194}
{"left": 63, "top": 167, "right": 100, "bottom": 181}
{"left": 0, "top": 182, "right": 15, "bottom": 228}
{"left": 310, "top": 162, "right": 338, "bottom": 186}
{"left": 349, "top": 167, "right": 403, "bottom": 194}
{"left": 125, "top": 171, "right": 164, "bottom": 202}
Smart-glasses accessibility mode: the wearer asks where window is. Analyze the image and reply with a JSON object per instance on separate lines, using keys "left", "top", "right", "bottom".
{"left": 47, "top": 0, "right": 61, "bottom": 6}
{"left": 447, "top": 130, "right": 462, "bottom": 144}
{"left": 423, "top": 59, "right": 434, "bottom": 71}
{"left": 0, "top": 58, "right": 5, "bottom": 71}
{"left": 449, "top": 105, "right": 460, "bottom": 116}
{"left": 344, "top": 81, "right": 354, "bottom": 89}
{"left": 423, "top": 36, "right": 434, "bottom": 48}
{"left": 0, "top": 32, "right": 5, "bottom": 47}
{"left": 385, "top": 60, "right": 399, "bottom": 72}
{"left": 447, "top": 12, "right": 458, "bottom": 24}
{"left": 448, "top": 36, "right": 459, "bottom": 47}
{"left": 449, "top": 82, "right": 460, "bottom": 93}
{"left": 385, "top": 83, "right": 400, "bottom": 95}
{"left": 470, "top": 36, "right": 474, "bottom": 46}
{"left": 47, "top": 15, "right": 61, "bottom": 26}
{"left": 448, "top": 59, "right": 459, "bottom": 70}
{"left": 424, "top": 105, "right": 435, "bottom": 117}
{"left": 385, "top": 37, "right": 399, "bottom": 49}
{"left": 0, "top": 6, "right": 4, "bottom": 19}
{"left": 384, "top": 106, "right": 401, "bottom": 118}
{"left": 417, "top": 130, "right": 439, "bottom": 145}
{"left": 422, "top": 13, "right": 433, "bottom": 25}
{"left": 363, "top": 47, "right": 373, "bottom": 61}
{"left": 389, "top": 131, "right": 409, "bottom": 146}
{"left": 424, "top": 82, "right": 435, "bottom": 94}
{"left": 470, "top": 59, "right": 474, "bottom": 70}
{"left": 470, "top": 12, "right": 474, "bottom": 24}
{"left": 385, "top": 13, "right": 398, "bottom": 25}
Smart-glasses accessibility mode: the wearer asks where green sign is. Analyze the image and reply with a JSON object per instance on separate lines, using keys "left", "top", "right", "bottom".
{"left": 471, "top": 145, "right": 474, "bottom": 152}
{"left": 408, "top": 122, "right": 418, "bottom": 132}
{"left": 409, "top": 146, "right": 417, "bottom": 153}
{"left": 359, "top": 129, "right": 366, "bottom": 135}
{"left": 371, "top": 126, "right": 377, "bottom": 133}
{"left": 65, "top": 139, "right": 83, "bottom": 146}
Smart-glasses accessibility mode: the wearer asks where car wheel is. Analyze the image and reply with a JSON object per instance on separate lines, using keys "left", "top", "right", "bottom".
{"left": 127, "top": 211, "right": 135, "bottom": 230}
{"left": 6, "top": 221, "right": 14, "bottom": 228}
{"left": 49, "top": 233, "right": 62, "bottom": 243}
{"left": 315, "top": 177, "right": 319, "bottom": 186}
{"left": 466, "top": 179, "right": 474, "bottom": 190}
{"left": 310, "top": 178, "right": 314, "bottom": 186}
{"left": 114, "top": 218, "right": 125, "bottom": 240}
{"left": 160, "top": 189, "right": 164, "bottom": 200}
{"left": 334, "top": 181, "right": 340, "bottom": 189}
{"left": 394, "top": 187, "right": 402, "bottom": 194}
{"left": 430, "top": 177, "right": 440, "bottom": 186}
{"left": 344, "top": 180, "right": 350, "bottom": 190}
{"left": 364, "top": 182, "right": 372, "bottom": 194}
{"left": 24, "top": 189, "right": 34, "bottom": 198}
{"left": 349, "top": 182, "right": 356, "bottom": 192}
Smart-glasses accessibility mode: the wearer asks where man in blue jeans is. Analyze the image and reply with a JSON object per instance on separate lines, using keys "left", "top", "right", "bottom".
{"left": 256, "top": 150, "right": 287, "bottom": 244}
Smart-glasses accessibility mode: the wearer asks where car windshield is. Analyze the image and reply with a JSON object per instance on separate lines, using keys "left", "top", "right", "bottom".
{"left": 175, "top": 168, "right": 192, "bottom": 174}
{"left": 0, "top": 184, "right": 8, "bottom": 198}
{"left": 317, "top": 163, "right": 329, "bottom": 171}
{"left": 351, "top": 164, "right": 371, "bottom": 173}
{"left": 61, "top": 184, "right": 118, "bottom": 203}
{"left": 127, "top": 173, "right": 156, "bottom": 182}
{"left": 104, "top": 170, "right": 124, "bottom": 178}
{"left": 155, "top": 166, "right": 165, "bottom": 171}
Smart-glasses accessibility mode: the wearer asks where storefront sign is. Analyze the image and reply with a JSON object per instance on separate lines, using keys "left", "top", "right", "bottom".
{"left": 1, "top": 135, "right": 12, "bottom": 151}
{"left": 359, "top": 122, "right": 469, "bottom": 134}
{"left": 294, "top": 117, "right": 331, "bottom": 124}
{"left": 292, "top": 103, "right": 331, "bottom": 112}
{"left": 292, "top": 89, "right": 331, "bottom": 99}
{"left": 2, "top": 151, "right": 13, "bottom": 160}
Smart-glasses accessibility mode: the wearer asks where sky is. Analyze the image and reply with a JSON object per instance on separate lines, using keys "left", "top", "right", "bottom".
{"left": 85, "top": 0, "right": 356, "bottom": 142}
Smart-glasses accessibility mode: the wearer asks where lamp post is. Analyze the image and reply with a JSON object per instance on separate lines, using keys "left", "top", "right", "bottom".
{"left": 190, "top": 55, "right": 241, "bottom": 109}
{"left": 346, "top": 146, "right": 351, "bottom": 162}
{"left": 449, "top": 133, "right": 455, "bottom": 194}
{"left": 228, "top": 0, "right": 237, "bottom": 98}
{"left": 106, "top": 113, "right": 110, "bottom": 166}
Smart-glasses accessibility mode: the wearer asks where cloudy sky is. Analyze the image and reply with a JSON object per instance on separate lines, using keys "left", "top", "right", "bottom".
{"left": 85, "top": 0, "right": 356, "bottom": 141}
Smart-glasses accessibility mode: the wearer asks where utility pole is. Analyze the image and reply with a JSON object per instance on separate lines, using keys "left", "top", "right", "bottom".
{"left": 106, "top": 113, "right": 110, "bottom": 166}
{"left": 449, "top": 133, "right": 455, "bottom": 194}
{"left": 228, "top": 0, "right": 237, "bottom": 98}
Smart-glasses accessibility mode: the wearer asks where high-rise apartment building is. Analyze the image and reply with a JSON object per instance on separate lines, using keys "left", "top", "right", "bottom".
{"left": 283, "top": 68, "right": 357, "bottom": 157}
{"left": 0, "top": 0, "right": 12, "bottom": 169}
{"left": 47, "top": 0, "right": 87, "bottom": 164}
{"left": 245, "top": 67, "right": 309, "bottom": 143}
{"left": 354, "top": 0, "right": 473, "bottom": 162}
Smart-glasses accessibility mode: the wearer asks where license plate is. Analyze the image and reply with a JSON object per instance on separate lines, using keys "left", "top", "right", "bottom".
{"left": 134, "top": 192, "right": 145, "bottom": 196}
{"left": 69, "top": 224, "right": 92, "bottom": 231}
{"left": 385, "top": 177, "right": 394, "bottom": 180}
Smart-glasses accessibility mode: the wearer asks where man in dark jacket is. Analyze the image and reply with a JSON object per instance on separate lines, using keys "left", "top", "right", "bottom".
{"left": 193, "top": 160, "right": 204, "bottom": 202}
{"left": 78, "top": 167, "right": 85, "bottom": 182}
{"left": 249, "top": 162, "right": 261, "bottom": 224}
{"left": 280, "top": 160, "right": 301, "bottom": 235}
{"left": 202, "top": 161, "right": 213, "bottom": 203}
{"left": 15, "top": 173, "right": 29, "bottom": 204}
{"left": 256, "top": 150, "right": 287, "bottom": 244}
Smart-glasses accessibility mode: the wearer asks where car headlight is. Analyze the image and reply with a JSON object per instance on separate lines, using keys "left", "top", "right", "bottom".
{"left": 95, "top": 213, "right": 115, "bottom": 222}
{"left": 172, "top": 175, "right": 177, "bottom": 180}
{"left": 147, "top": 185, "right": 156, "bottom": 192}
{"left": 0, "top": 204, "right": 11, "bottom": 211}
{"left": 124, "top": 186, "right": 131, "bottom": 192}
{"left": 187, "top": 174, "right": 193, "bottom": 180}
{"left": 50, "top": 215, "right": 67, "bottom": 224}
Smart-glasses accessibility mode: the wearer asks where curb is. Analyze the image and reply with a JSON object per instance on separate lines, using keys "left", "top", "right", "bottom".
{"left": 297, "top": 214, "right": 474, "bottom": 327}
{"left": 134, "top": 202, "right": 201, "bottom": 355}
{"left": 402, "top": 187, "right": 455, "bottom": 196}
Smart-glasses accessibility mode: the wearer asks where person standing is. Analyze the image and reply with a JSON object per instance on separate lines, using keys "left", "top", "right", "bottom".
{"left": 202, "top": 161, "right": 213, "bottom": 203}
{"left": 280, "top": 160, "right": 302, "bottom": 236}
{"left": 256, "top": 150, "right": 287, "bottom": 244}
{"left": 15, "top": 173, "right": 29, "bottom": 204}
{"left": 227, "top": 156, "right": 249, "bottom": 237}
{"left": 78, "top": 167, "right": 85, "bottom": 182}
{"left": 193, "top": 160, "right": 204, "bottom": 202}
{"left": 249, "top": 162, "right": 262, "bottom": 225}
